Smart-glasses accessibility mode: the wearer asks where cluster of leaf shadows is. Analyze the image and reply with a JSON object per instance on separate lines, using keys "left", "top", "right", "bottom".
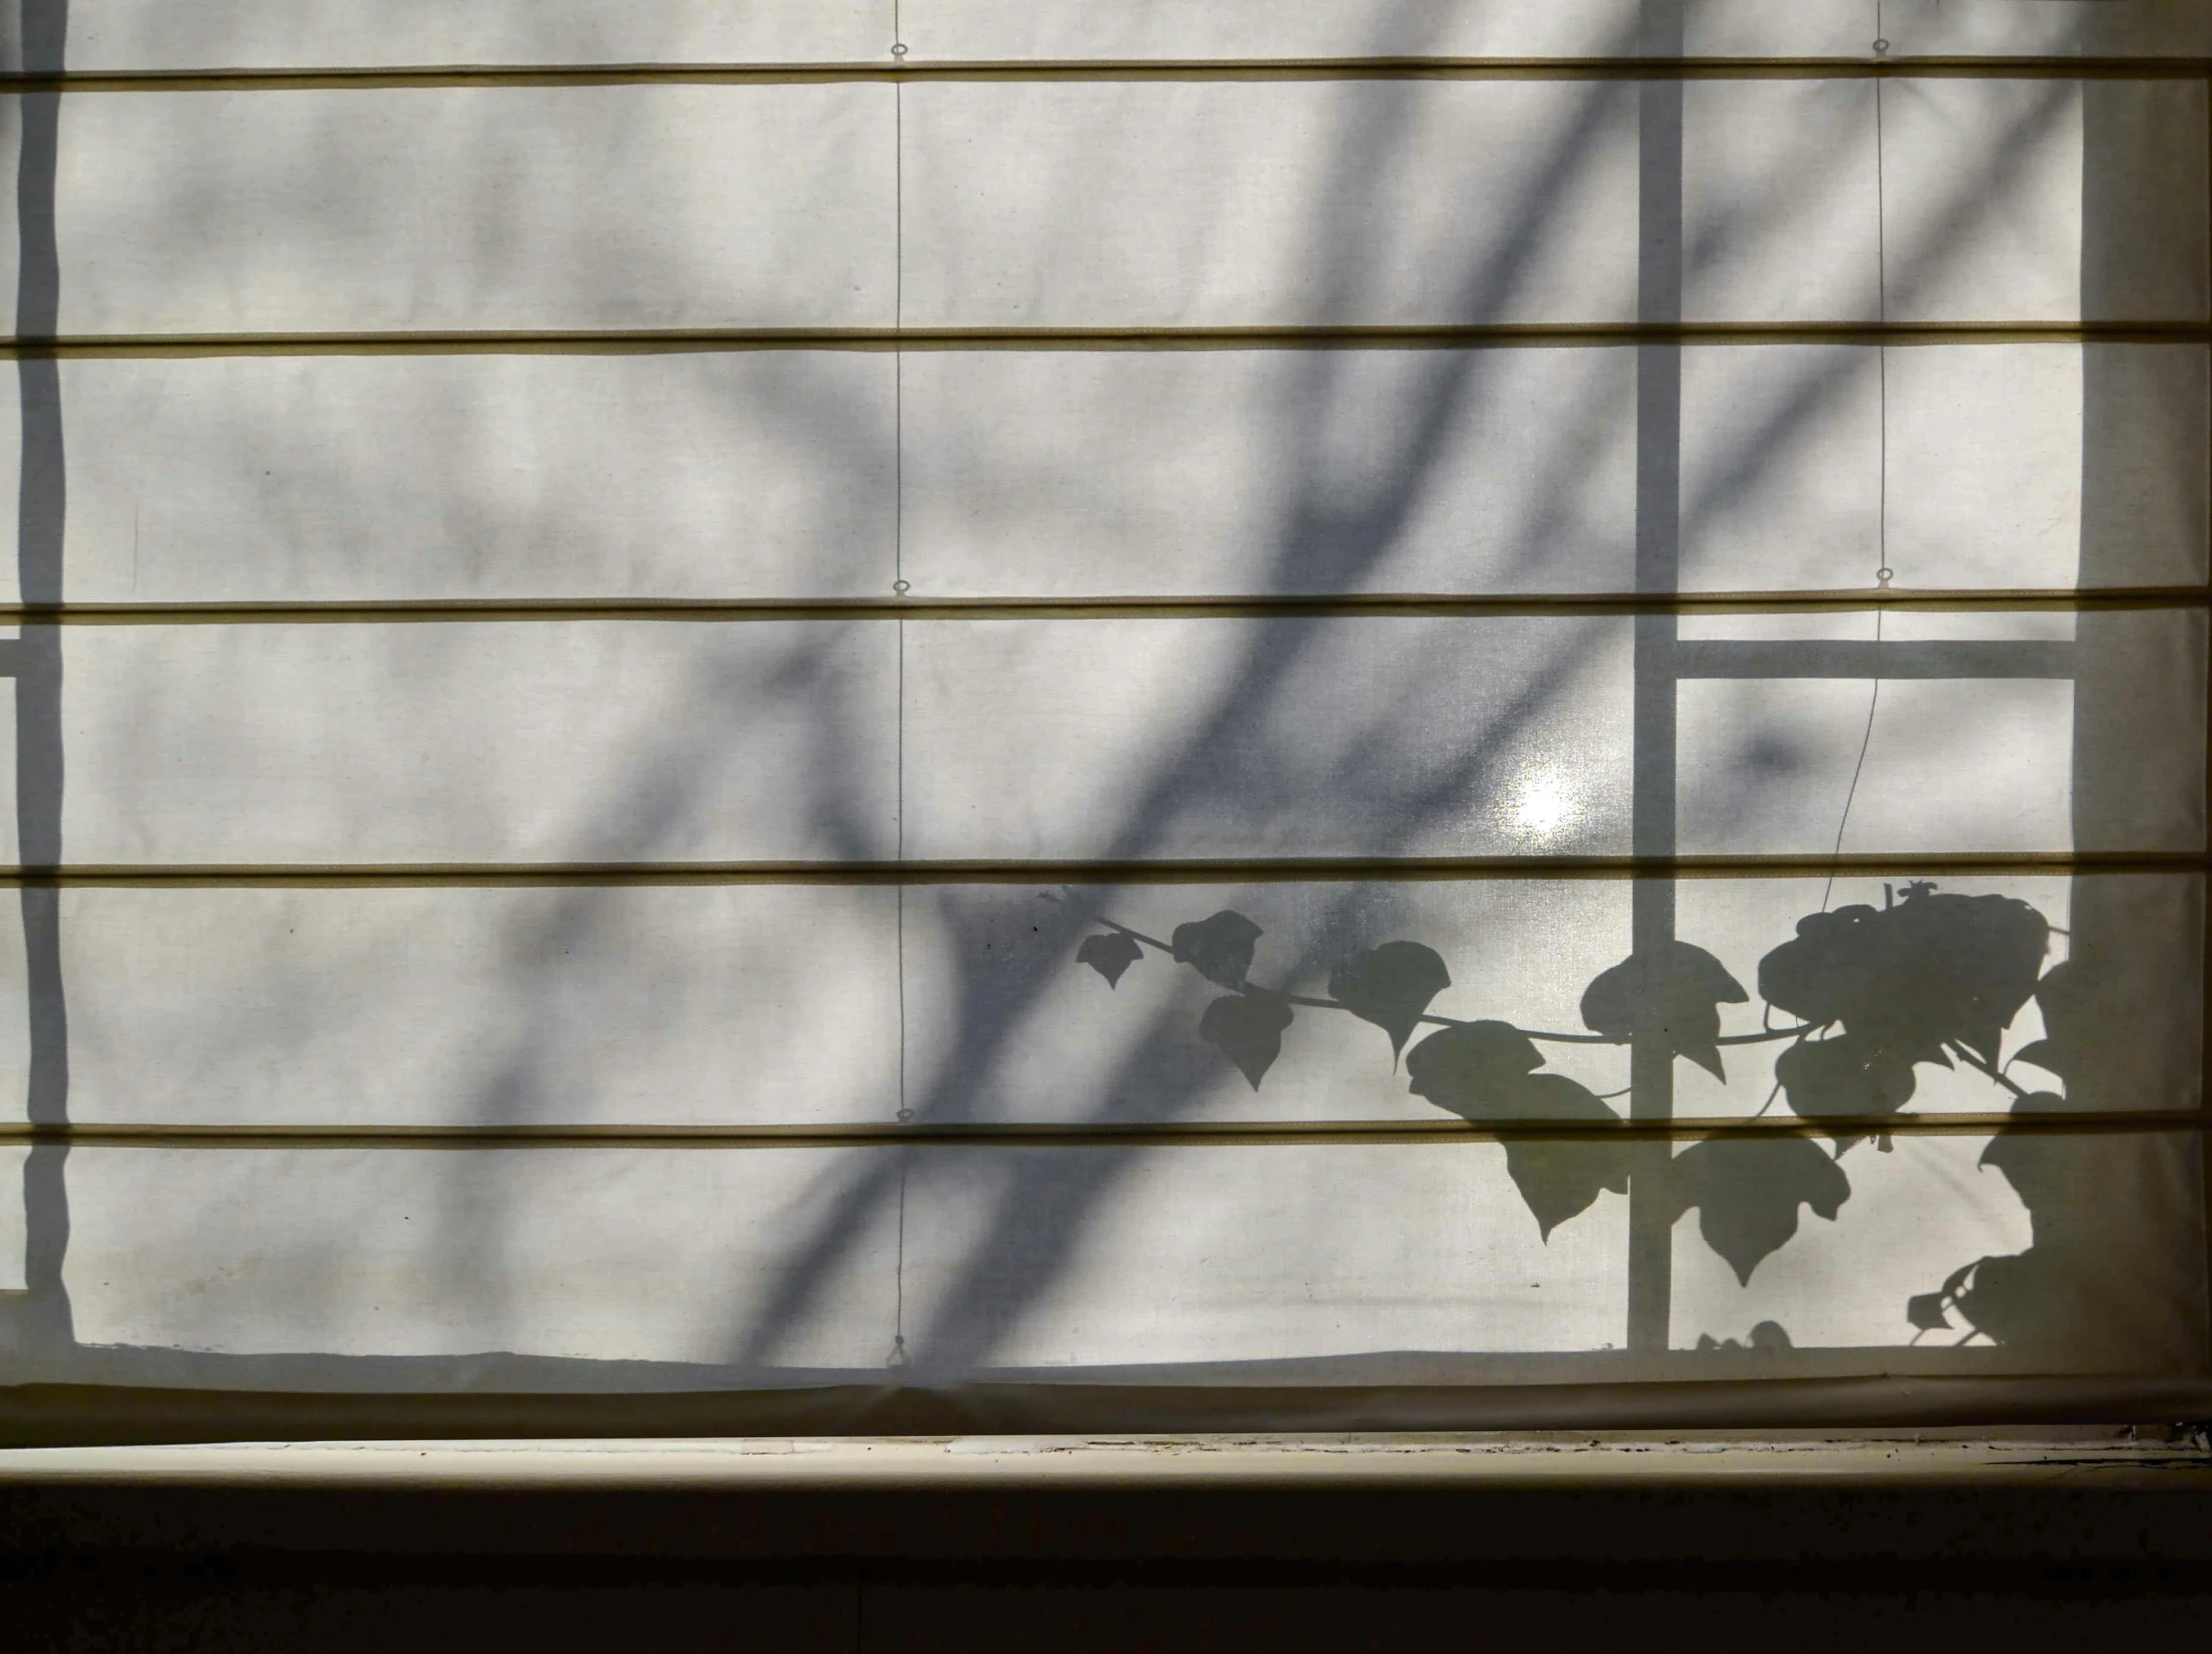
{"left": 1076, "top": 883, "right": 2086, "bottom": 1342}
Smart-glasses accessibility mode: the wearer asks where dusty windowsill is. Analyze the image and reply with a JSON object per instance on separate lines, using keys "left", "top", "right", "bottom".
{"left": 0, "top": 1431, "right": 2205, "bottom": 1490}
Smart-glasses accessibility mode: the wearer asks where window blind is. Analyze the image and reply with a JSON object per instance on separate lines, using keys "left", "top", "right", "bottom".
{"left": 0, "top": 1, "right": 2208, "bottom": 1442}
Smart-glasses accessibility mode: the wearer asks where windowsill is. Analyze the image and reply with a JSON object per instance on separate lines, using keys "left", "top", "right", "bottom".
{"left": 1, "top": 1432, "right": 2205, "bottom": 1490}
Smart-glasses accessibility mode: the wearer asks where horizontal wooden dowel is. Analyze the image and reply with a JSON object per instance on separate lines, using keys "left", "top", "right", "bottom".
{"left": 0, "top": 852, "right": 2198, "bottom": 889}
{"left": 0, "top": 589, "right": 2198, "bottom": 625}
{"left": 3, "top": 1112, "right": 2200, "bottom": 1152}
{"left": 1, "top": 323, "right": 2206, "bottom": 359}
{"left": 2, "top": 58, "right": 2207, "bottom": 94}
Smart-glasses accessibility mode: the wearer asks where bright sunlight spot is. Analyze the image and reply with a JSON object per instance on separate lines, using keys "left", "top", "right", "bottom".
{"left": 1501, "top": 766, "right": 1580, "bottom": 844}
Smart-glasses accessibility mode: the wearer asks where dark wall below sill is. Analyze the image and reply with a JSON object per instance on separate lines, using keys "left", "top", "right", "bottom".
{"left": 3, "top": 1471, "right": 2211, "bottom": 1652}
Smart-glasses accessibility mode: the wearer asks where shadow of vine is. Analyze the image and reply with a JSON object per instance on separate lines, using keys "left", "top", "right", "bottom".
{"left": 1066, "top": 878, "right": 2153, "bottom": 1343}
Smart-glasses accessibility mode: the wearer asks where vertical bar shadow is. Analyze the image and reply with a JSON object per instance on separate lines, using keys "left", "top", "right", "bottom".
{"left": 9, "top": 0, "right": 71, "bottom": 1351}
{"left": 1626, "top": 1, "right": 1684, "bottom": 1353}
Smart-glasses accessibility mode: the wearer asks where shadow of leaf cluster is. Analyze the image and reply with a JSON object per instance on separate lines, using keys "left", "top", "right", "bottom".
{"left": 1910, "top": 961, "right": 2145, "bottom": 1349}
{"left": 1076, "top": 880, "right": 2068, "bottom": 1300}
{"left": 1762, "top": 885, "right": 2049, "bottom": 1150}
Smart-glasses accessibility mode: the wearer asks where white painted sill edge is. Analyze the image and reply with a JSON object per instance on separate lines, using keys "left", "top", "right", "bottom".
{"left": 0, "top": 1433, "right": 2206, "bottom": 1489}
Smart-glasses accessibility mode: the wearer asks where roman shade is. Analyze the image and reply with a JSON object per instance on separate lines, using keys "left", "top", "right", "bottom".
{"left": 0, "top": 0, "right": 2207, "bottom": 1442}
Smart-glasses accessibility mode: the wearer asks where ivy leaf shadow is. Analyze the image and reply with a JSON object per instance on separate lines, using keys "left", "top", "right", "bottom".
{"left": 1912, "top": 952, "right": 2166, "bottom": 1351}
{"left": 1329, "top": 940, "right": 1451, "bottom": 1065}
{"left": 1696, "top": 1320, "right": 1793, "bottom": 1352}
{"left": 1904, "top": 1290, "right": 1953, "bottom": 1332}
{"left": 1405, "top": 1022, "right": 1630, "bottom": 1240}
{"left": 1172, "top": 910, "right": 1265, "bottom": 990}
{"left": 2008, "top": 959, "right": 2094, "bottom": 1087}
{"left": 1946, "top": 1251, "right": 2053, "bottom": 1346}
{"left": 1926, "top": 1090, "right": 2105, "bottom": 1346}
{"left": 1495, "top": 1075, "right": 1637, "bottom": 1240}
{"left": 1580, "top": 940, "right": 1748, "bottom": 1080}
{"left": 1076, "top": 931, "right": 1144, "bottom": 989}
{"left": 1773, "top": 1033, "right": 1917, "bottom": 1150}
{"left": 1670, "top": 1137, "right": 1851, "bottom": 1286}
{"left": 1199, "top": 991, "right": 1295, "bottom": 1091}
{"left": 1402, "top": 1018, "right": 1544, "bottom": 1094}
{"left": 1760, "top": 888, "right": 2048, "bottom": 1072}
{"left": 1977, "top": 1088, "right": 2074, "bottom": 1217}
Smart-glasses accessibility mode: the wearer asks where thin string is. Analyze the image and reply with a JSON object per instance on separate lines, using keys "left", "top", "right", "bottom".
{"left": 889, "top": 11, "right": 912, "bottom": 1372}
{"left": 891, "top": 22, "right": 907, "bottom": 601}
{"left": 1822, "top": 620, "right": 1884, "bottom": 913}
{"left": 891, "top": 628, "right": 909, "bottom": 1371}
{"left": 1825, "top": 23, "right": 1891, "bottom": 913}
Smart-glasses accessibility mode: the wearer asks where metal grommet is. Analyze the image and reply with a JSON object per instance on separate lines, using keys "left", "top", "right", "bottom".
{"left": 1875, "top": 567, "right": 1895, "bottom": 589}
{"left": 890, "top": 42, "right": 908, "bottom": 56}
{"left": 897, "top": 1107, "right": 914, "bottom": 1122}
{"left": 1871, "top": 38, "right": 1889, "bottom": 55}
{"left": 892, "top": 579, "right": 911, "bottom": 595}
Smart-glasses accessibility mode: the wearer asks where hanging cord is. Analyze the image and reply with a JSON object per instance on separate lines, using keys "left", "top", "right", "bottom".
{"left": 888, "top": 4, "right": 912, "bottom": 1373}
{"left": 1820, "top": 613, "right": 1883, "bottom": 915}
{"left": 1823, "top": 20, "right": 1892, "bottom": 913}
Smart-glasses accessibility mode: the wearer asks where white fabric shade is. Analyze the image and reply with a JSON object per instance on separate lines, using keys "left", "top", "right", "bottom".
{"left": 0, "top": 1, "right": 2205, "bottom": 1435}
